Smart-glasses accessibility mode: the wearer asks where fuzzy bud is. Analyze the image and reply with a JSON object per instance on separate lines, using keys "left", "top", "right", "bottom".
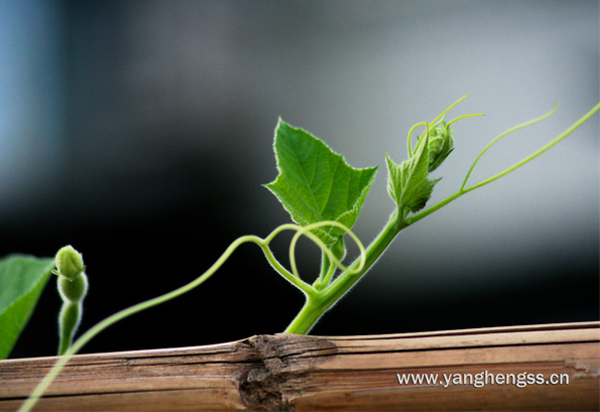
{"left": 55, "top": 245, "right": 85, "bottom": 280}
{"left": 428, "top": 121, "right": 454, "bottom": 172}
{"left": 58, "top": 273, "right": 88, "bottom": 304}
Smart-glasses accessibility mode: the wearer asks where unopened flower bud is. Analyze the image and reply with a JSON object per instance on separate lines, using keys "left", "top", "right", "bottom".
{"left": 58, "top": 273, "right": 88, "bottom": 303}
{"left": 55, "top": 245, "right": 85, "bottom": 280}
{"left": 428, "top": 121, "right": 454, "bottom": 172}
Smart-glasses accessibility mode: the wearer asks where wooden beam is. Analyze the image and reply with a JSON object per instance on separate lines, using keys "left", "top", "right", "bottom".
{"left": 0, "top": 321, "right": 598, "bottom": 411}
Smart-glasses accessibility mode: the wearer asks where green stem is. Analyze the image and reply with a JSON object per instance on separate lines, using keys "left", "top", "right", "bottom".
{"left": 285, "top": 210, "right": 406, "bottom": 334}
{"left": 313, "top": 252, "right": 334, "bottom": 291}
{"left": 284, "top": 297, "right": 328, "bottom": 335}
{"left": 57, "top": 302, "right": 80, "bottom": 355}
{"left": 320, "top": 256, "right": 336, "bottom": 288}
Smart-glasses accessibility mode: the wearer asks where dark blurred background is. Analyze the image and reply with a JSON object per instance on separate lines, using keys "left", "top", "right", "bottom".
{"left": 1, "top": 0, "right": 598, "bottom": 358}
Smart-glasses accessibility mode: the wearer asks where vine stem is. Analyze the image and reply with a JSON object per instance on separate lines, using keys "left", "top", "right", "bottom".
{"left": 286, "top": 100, "right": 600, "bottom": 335}
{"left": 19, "top": 222, "right": 358, "bottom": 412}
{"left": 57, "top": 301, "right": 81, "bottom": 355}
{"left": 285, "top": 209, "right": 406, "bottom": 334}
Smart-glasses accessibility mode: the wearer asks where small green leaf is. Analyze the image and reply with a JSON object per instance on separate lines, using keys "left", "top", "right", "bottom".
{"left": 387, "top": 133, "right": 439, "bottom": 215}
{"left": 265, "top": 119, "right": 378, "bottom": 244}
{"left": 0, "top": 255, "right": 55, "bottom": 359}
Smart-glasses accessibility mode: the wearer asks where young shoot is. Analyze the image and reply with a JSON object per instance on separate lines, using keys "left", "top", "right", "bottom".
{"left": 18, "top": 96, "right": 600, "bottom": 412}
{"left": 53, "top": 245, "right": 88, "bottom": 356}
{"left": 278, "top": 96, "right": 600, "bottom": 334}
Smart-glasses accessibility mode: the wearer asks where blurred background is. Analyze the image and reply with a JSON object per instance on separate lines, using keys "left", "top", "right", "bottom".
{"left": 1, "top": 0, "right": 598, "bottom": 358}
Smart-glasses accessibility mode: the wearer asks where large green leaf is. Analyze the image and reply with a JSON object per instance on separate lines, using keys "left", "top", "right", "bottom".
{"left": 265, "top": 119, "right": 378, "bottom": 244}
{"left": 0, "top": 255, "right": 55, "bottom": 359}
{"left": 387, "top": 133, "right": 439, "bottom": 214}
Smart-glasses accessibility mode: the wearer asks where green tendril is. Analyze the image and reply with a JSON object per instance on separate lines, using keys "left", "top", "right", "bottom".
{"left": 447, "top": 112, "right": 484, "bottom": 126}
{"left": 460, "top": 104, "right": 559, "bottom": 191}
{"left": 289, "top": 221, "right": 365, "bottom": 279}
{"left": 406, "top": 121, "right": 427, "bottom": 157}
{"left": 19, "top": 220, "right": 365, "bottom": 412}
{"left": 430, "top": 94, "right": 469, "bottom": 125}
{"left": 407, "top": 101, "right": 600, "bottom": 226}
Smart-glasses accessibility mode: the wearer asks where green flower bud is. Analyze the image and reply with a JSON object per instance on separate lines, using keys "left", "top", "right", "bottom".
{"left": 427, "top": 121, "right": 454, "bottom": 172}
{"left": 55, "top": 245, "right": 85, "bottom": 280}
{"left": 58, "top": 272, "right": 88, "bottom": 304}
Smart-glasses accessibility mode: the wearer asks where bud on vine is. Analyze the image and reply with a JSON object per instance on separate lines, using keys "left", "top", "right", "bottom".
{"left": 58, "top": 273, "right": 88, "bottom": 304}
{"left": 54, "top": 244, "right": 88, "bottom": 355}
{"left": 427, "top": 121, "right": 454, "bottom": 172}
{"left": 54, "top": 245, "right": 85, "bottom": 280}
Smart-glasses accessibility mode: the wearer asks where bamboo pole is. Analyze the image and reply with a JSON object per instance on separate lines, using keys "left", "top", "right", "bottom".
{"left": 0, "top": 321, "right": 598, "bottom": 411}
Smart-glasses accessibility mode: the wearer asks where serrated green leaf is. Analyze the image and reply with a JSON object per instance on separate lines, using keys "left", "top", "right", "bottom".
{"left": 387, "top": 133, "right": 439, "bottom": 214}
{"left": 0, "top": 255, "right": 55, "bottom": 359}
{"left": 265, "top": 119, "right": 378, "bottom": 244}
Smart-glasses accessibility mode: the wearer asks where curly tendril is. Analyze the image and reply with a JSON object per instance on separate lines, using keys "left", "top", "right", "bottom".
{"left": 19, "top": 221, "right": 365, "bottom": 412}
{"left": 288, "top": 221, "right": 367, "bottom": 281}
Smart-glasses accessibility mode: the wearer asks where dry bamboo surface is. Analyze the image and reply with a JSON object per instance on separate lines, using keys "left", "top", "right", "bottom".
{"left": 0, "top": 321, "right": 598, "bottom": 411}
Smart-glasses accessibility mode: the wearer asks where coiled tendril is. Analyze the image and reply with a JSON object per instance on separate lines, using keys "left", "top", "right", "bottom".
{"left": 19, "top": 221, "right": 364, "bottom": 412}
